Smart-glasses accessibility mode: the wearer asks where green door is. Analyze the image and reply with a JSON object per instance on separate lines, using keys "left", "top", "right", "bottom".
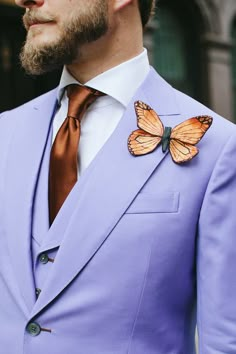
{"left": 231, "top": 20, "right": 236, "bottom": 122}
{"left": 152, "top": 5, "right": 201, "bottom": 100}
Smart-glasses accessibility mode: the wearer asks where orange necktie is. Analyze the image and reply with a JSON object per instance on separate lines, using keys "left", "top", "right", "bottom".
{"left": 49, "top": 84, "right": 104, "bottom": 224}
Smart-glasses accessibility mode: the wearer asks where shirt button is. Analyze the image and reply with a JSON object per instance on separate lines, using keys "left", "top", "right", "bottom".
{"left": 26, "top": 322, "right": 41, "bottom": 336}
{"left": 39, "top": 253, "right": 49, "bottom": 264}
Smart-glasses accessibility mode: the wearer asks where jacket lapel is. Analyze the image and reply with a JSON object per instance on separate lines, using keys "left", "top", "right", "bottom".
{"left": 31, "top": 69, "right": 181, "bottom": 317}
{"left": 4, "top": 89, "right": 58, "bottom": 314}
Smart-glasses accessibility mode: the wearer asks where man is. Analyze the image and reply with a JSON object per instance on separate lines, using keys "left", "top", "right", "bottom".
{"left": 0, "top": 0, "right": 236, "bottom": 353}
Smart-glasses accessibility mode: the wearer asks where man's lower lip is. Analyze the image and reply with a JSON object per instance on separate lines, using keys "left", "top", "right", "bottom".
{"left": 29, "top": 22, "right": 52, "bottom": 28}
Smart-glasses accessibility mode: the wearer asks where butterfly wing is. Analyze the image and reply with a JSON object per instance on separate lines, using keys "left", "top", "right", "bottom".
{"left": 171, "top": 116, "right": 213, "bottom": 144}
{"left": 135, "top": 101, "right": 164, "bottom": 137}
{"left": 169, "top": 139, "right": 199, "bottom": 164}
{"left": 169, "top": 115, "right": 213, "bottom": 163}
{"left": 128, "top": 129, "right": 162, "bottom": 156}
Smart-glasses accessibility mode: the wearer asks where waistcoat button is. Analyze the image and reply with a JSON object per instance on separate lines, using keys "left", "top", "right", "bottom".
{"left": 39, "top": 253, "right": 49, "bottom": 264}
{"left": 26, "top": 322, "right": 41, "bottom": 336}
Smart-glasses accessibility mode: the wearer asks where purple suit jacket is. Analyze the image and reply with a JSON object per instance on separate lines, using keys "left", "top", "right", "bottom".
{"left": 0, "top": 68, "right": 236, "bottom": 354}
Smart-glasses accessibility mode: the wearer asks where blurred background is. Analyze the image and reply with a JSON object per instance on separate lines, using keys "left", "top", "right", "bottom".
{"left": 1, "top": 0, "right": 236, "bottom": 123}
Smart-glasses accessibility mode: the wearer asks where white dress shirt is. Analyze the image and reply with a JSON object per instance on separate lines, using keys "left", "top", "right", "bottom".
{"left": 54, "top": 49, "right": 150, "bottom": 176}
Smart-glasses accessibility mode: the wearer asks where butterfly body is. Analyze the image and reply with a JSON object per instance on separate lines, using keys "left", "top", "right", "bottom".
{"left": 128, "top": 101, "right": 213, "bottom": 164}
{"left": 161, "top": 127, "right": 172, "bottom": 153}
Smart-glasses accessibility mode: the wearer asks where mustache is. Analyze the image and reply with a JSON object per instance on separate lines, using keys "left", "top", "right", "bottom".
{"left": 23, "top": 11, "right": 55, "bottom": 30}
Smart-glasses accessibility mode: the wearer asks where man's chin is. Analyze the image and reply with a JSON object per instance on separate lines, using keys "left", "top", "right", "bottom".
{"left": 26, "top": 31, "right": 59, "bottom": 48}
{"left": 20, "top": 41, "right": 74, "bottom": 76}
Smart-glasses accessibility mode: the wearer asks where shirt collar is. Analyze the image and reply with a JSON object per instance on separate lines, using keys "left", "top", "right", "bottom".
{"left": 57, "top": 48, "right": 150, "bottom": 107}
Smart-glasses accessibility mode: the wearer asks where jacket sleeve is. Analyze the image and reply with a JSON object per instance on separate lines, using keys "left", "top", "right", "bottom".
{"left": 197, "top": 130, "right": 236, "bottom": 353}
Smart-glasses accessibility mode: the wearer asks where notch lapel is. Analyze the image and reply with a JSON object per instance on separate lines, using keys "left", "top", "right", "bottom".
{"left": 31, "top": 69, "right": 181, "bottom": 318}
{"left": 4, "top": 89, "right": 57, "bottom": 315}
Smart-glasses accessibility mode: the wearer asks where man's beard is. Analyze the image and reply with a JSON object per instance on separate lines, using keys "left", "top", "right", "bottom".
{"left": 20, "top": 1, "right": 108, "bottom": 75}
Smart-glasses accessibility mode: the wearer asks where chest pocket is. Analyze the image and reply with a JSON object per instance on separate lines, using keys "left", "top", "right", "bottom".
{"left": 125, "top": 191, "right": 180, "bottom": 214}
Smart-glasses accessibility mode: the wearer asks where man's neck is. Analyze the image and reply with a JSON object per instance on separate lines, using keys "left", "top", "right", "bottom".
{"left": 66, "top": 9, "right": 143, "bottom": 83}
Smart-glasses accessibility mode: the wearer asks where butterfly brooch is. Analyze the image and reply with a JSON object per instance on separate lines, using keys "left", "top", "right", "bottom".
{"left": 128, "top": 101, "right": 213, "bottom": 164}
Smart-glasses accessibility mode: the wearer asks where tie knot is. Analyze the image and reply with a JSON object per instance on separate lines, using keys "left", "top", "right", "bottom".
{"left": 67, "top": 84, "right": 104, "bottom": 120}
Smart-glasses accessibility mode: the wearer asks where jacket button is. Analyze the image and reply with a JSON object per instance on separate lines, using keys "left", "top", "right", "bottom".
{"left": 26, "top": 322, "right": 41, "bottom": 336}
{"left": 39, "top": 253, "right": 49, "bottom": 264}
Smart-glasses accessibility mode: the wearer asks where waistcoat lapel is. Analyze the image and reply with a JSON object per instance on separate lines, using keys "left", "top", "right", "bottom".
{"left": 31, "top": 69, "right": 181, "bottom": 318}
{"left": 32, "top": 127, "right": 52, "bottom": 244}
{"left": 4, "top": 89, "right": 57, "bottom": 314}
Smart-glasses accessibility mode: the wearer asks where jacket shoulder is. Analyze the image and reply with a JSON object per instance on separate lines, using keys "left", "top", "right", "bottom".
{"left": 0, "top": 88, "right": 58, "bottom": 124}
{"left": 173, "top": 88, "right": 236, "bottom": 139}
{"left": 172, "top": 89, "right": 236, "bottom": 172}
{"left": 0, "top": 88, "right": 57, "bottom": 150}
